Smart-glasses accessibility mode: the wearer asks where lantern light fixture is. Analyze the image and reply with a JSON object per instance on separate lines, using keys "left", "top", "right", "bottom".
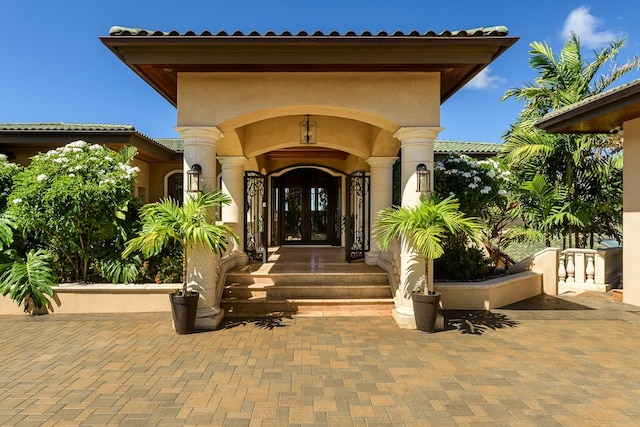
{"left": 186, "top": 164, "right": 202, "bottom": 193}
{"left": 416, "top": 163, "right": 431, "bottom": 193}
{"left": 299, "top": 115, "right": 317, "bottom": 145}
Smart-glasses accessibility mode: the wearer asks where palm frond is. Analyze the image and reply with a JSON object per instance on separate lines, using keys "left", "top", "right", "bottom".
{"left": 116, "top": 145, "right": 139, "bottom": 164}
{"left": 373, "top": 196, "right": 484, "bottom": 261}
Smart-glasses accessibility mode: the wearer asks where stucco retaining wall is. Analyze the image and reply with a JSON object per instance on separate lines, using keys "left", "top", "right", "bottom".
{"left": 435, "top": 271, "right": 543, "bottom": 310}
{"left": 0, "top": 283, "right": 178, "bottom": 315}
{"left": 1, "top": 271, "right": 543, "bottom": 315}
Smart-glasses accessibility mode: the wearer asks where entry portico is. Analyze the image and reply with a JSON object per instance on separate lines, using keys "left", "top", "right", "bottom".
{"left": 101, "top": 27, "right": 518, "bottom": 329}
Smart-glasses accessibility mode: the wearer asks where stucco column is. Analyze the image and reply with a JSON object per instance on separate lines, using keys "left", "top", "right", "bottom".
{"left": 175, "top": 126, "right": 225, "bottom": 330}
{"left": 365, "top": 156, "right": 398, "bottom": 265}
{"left": 392, "top": 126, "right": 442, "bottom": 329}
{"left": 219, "top": 156, "right": 247, "bottom": 254}
{"left": 624, "top": 118, "right": 640, "bottom": 306}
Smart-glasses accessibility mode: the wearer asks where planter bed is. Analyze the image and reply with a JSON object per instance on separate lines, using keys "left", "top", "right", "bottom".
{"left": 434, "top": 271, "right": 543, "bottom": 310}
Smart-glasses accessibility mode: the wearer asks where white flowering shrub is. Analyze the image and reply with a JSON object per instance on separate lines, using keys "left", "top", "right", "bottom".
{"left": 434, "top": 153, "right": 512, "bottom": 218}
{"left": 0, "top": 154, "right": 21, "bottom": 211}
{"left": 8, "top": 141, "right": 139, "bottom": 282}
{"left": 434, "top": 152, "right": 516, "bottom": 277}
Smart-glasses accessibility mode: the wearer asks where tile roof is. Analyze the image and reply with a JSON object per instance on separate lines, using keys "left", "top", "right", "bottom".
{"left": 0, "top": 122, "right": 179, "bottom": 162}
{"left": 434, "top": 141, "right": 502, "bottom": 154}
{"left": 0, "top": 122, "right": 136, "bottom": 132}
{"left": 108, "top": 26, "right": 510, "bottom": 38}
{"left": 536, "top": 77, "right": 640, "bottom": 133}
{"left": 539, "top": 78, "right": 640, "bottom": 123}
{"left": 0, "top": 123, "right": 502, "bottom": 156}
{"left": 149, "top": 138, "right": 502, "bottom": 155}
{"left": 154, "top": 138, "right": 184, "bottom": 152}
{"left": 102, "top": 26, "right": 517, "bottom": 107}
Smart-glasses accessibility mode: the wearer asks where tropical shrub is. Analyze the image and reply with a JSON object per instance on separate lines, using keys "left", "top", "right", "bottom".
{"left": 433, "top": 240, "right": 490, "bottom": 281}
{"left": 0, "top": 216, "right": 58, "bottom": 313}
{"left": 137, "top": 243, "right": 183, "bottom": 284}
{"left": 0, "top": 248, "right": 58, "bottom": 313}
{"left": 0, "top": 154, "right": 20, "bottom": 212}
{"left": 7, "top": 141, "right": 140, "bottom": 282}
{"left": 434, "top": 153, "right": 516, "bottom": 274}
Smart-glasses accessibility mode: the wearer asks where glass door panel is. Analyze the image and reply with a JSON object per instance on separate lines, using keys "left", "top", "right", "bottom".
{"left": 310, "top": 186, "right": 328, "bottom": 241}
{"left": 284, "top": 186, "right": 302, "bottom": 242}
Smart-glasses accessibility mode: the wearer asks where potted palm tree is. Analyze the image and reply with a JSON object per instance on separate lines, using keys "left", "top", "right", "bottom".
{"left": 373, "top": 195, "right": 483, "bottom": 332}
{"left": 123, "top": 191, "right": 238, "bottom": 334}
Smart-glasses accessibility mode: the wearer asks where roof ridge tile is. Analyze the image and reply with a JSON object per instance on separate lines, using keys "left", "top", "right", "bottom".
{"left": 108, "top": 26, "right": 510, "bottom": 38}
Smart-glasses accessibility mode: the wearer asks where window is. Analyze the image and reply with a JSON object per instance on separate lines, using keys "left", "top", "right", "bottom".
{"left": 165, "top": 171, "right": 183, "bottom": 204}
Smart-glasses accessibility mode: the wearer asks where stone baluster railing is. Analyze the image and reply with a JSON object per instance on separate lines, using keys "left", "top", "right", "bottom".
{"left": 557, "top": 247, "right": 622, "bottom": 293}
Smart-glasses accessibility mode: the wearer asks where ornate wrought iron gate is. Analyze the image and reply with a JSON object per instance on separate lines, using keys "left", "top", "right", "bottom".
{"left": 244, "top": 171, "right": 268, "bottom": 262}
{"left": 345, "top": 170, "right": 370, "bottom": 262}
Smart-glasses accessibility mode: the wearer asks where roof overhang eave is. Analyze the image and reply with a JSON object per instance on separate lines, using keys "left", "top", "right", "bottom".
{"left": 100, "top": 34, "right": 519, "bottom": 107}
{"left": 536, "top": 81, "right": 640, "bottom": 134}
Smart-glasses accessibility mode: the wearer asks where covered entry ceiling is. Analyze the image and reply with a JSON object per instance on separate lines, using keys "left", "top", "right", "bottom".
{"left": 100, "top": 27, "right": 518, "bottom": 106}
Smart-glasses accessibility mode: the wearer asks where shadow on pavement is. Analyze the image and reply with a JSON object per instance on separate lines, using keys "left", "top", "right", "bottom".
{"left": 220, "top": 315, "right": 293, "bottom": 330}
{"left": 442, "top": 310, "right": 519, "bottom": 335}
{"left": 500, "top": 294, "right": 595, "bottom": 310}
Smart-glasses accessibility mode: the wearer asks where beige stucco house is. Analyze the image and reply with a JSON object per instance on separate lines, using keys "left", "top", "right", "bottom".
{"left": 96, "top": 26, "right": 518, "bottom": 329}
{"left": 536, "top": 78, "right": 640, "bottom": 306}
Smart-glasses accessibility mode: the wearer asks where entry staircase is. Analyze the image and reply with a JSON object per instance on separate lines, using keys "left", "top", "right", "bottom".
{"left": 220, "top": 248, "right": 394, "bottom": 317}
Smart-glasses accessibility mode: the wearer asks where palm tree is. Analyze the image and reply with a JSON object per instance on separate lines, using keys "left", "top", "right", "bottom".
{"left": 123, "top": 191, "right": 238, "bottom": 295}
{"left": 372, "top": 195, "right": 484, "bottom": 293}
{"left": 501, "top": 34, "right": 636, "bottom": 247}
{"left": 513, "top": 174, "right": 585, "bottom": 247}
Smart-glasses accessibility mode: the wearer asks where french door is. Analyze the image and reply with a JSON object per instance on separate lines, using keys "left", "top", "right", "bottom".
{"left": 272, "top": 169, "right": 340, "bottom": 246}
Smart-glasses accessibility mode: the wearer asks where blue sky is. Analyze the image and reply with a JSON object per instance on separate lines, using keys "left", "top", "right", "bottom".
{"left": 1, "top": 0, "right": 640, "bottom": 143}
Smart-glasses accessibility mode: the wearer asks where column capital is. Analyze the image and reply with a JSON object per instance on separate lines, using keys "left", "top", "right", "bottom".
{"left": 393, "top": 126, "right": 443, "bottom": 144}
{"left": 174, "top": 126, "right": 223, "bottom": 145}
{"left": 218, "top": 156, "right": 247, "bottom": 168}
{"left": 366, "top": 156, "right": 398, "bottom": 168}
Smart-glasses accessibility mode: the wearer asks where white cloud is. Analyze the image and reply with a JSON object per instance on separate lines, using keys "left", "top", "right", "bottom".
{"left": 562, "top": 6, "right": 618, "bottom": 49}
{"left": 465, "top": 67, "right": 505, "bottom": 90}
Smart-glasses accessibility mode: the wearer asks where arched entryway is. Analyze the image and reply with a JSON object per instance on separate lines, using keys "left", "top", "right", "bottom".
{"left": 272, "top": 168, "right": 341, "bottom": 246}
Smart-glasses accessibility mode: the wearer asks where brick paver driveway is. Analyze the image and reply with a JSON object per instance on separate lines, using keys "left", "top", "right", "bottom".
{"left": 1, "top": 291, "right": 640, "bottom": 426}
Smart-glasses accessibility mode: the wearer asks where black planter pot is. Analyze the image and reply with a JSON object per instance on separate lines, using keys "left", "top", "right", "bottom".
{"left": 169, "top": 291, "right": 199, "bottom": 334}
{"left": 412, "top": 291, "right": 441, "bottom": 333}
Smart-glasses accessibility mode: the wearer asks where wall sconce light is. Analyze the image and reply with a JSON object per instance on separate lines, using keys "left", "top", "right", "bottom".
{"left": 416, "top": 163, "right": 431, "bottom": 193}
{"left": 299, "top": 115, "right": 317, "bottom": 145}
{"left": 186, "top": 164, "right": 202, "bottom": 193}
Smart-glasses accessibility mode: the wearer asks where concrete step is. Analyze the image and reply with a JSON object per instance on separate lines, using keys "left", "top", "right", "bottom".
{"left": 224, "top": 271, "right": 389, "bottom": 286}
{"left": 223, "top": 282, "right": 392, "bottom": 300}
{"left": 222, "top": 263, "right": 393, "bottom": 317}
{"left": 221, "top": 297, "right": 395, "bottom": 318}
